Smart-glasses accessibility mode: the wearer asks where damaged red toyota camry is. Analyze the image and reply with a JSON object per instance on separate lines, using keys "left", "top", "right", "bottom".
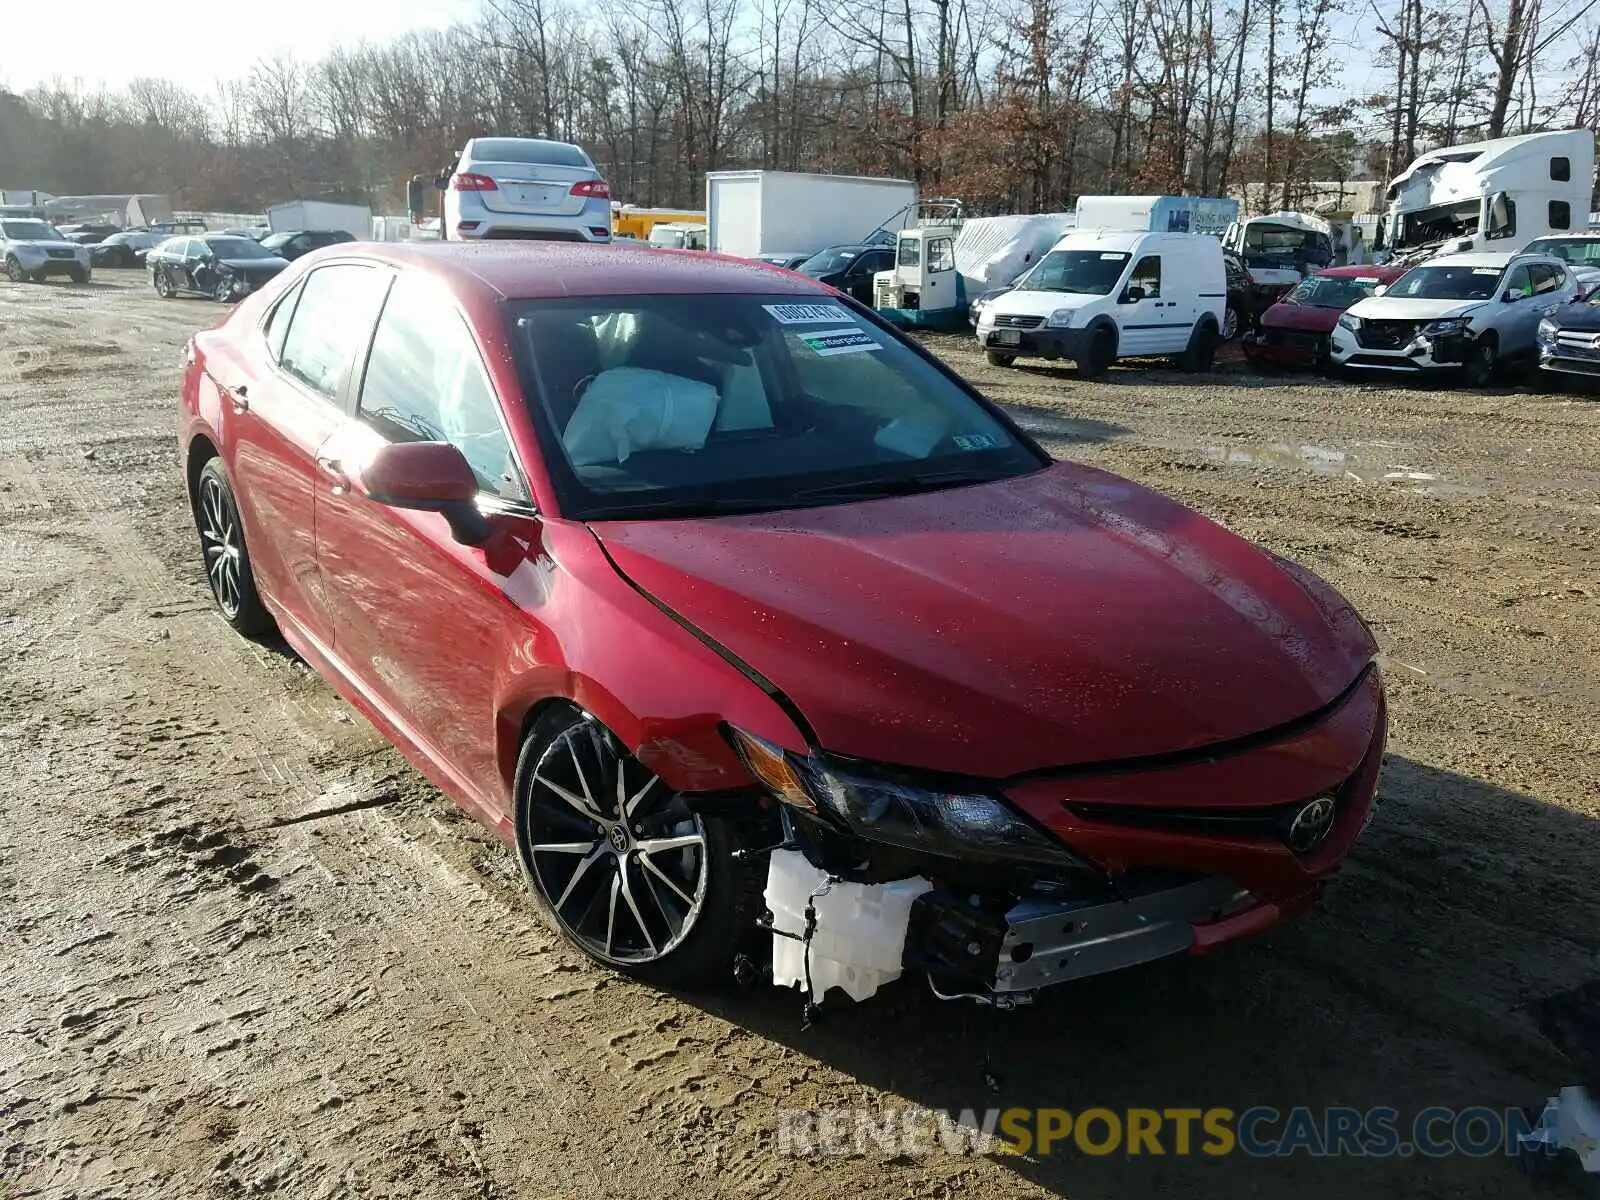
{"left": 179, "top": 242, "right": 1385, "bottom": 1007}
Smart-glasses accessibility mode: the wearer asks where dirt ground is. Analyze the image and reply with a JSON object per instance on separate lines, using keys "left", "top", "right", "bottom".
{"left": 2, "top": 274, "right": 1597, "bottom": 1199}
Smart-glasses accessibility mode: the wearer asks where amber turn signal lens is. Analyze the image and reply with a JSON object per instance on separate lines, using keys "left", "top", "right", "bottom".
{"left": 727, "top": 728, "right": 816, "bottom": 812}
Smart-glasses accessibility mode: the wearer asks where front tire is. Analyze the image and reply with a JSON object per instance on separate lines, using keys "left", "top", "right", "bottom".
{"left": 5, "top": 256, "right": 24, "bottom": 283}
{"left": 69, "top": 266, "right": 89, "bottom": 285}
{"left": 1222, "top": 305, "right": 1241, "bottom": 341}
{"left": 1076, "top": 327, "right": 1115, "bottom": 379}
{"left": 1460, "top": 335, "right": 1497, "bottom": 387}
{"left": 193, "top": 458, "right": 274, "bottom": 638}
{"left": 514, "top": 709, "right": 765, "bottom": 990}
{"left": 154, "top": 268, "right": 174, "bottom": 298}
{"left": 985, "top": 348, "right": 1017, "bottom": 368}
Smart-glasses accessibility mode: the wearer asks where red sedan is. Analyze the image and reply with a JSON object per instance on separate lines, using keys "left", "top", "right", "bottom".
{"left": 1243, "top": 264, "right": 1408, "bottom": 370}
{"left": 179, "top": 243, "right": 1385, "bottom": 1001}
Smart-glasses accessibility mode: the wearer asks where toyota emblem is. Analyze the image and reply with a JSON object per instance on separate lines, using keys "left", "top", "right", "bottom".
{"left": 1286, "top": 796, "right": 1337, "bottom": 853}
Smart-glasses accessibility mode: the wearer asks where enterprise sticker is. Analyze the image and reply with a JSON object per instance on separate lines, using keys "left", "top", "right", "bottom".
{"left": 800, "top": 327, "right": 882, "bottom": 356}
{"left": 765, "top": 303, "right": 852, "bottom": 324}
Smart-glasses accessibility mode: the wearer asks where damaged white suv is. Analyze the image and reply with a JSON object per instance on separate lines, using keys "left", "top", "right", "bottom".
{"left": 1329, "top": 251, "right": 1576, "bottom": 385}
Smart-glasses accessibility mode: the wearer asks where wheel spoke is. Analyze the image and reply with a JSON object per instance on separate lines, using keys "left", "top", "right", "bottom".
{"left": 532, "top": 841, "right": 596, "bottom": 855}
{"left": 536, "top": 772, "right": 601, "bottom": 821}
{"left": 554, "top": 845, "right": 604, "bottom": 911}
{"left": 637, "top": 833, "right": 703, "bottom": 856}
{"left": 617, "top": 863, "right": 658, "bottom": 956}
{"left": 640, "top": 853, "right": 696, "bottom": 908}
{"left": 623, "top": 774, "right": 657, "bottom": 821}
{"left": 565, "top": 729, "right": 602, "bottom": 813}
{"left": 604, "top": 872, "right": 620, "bottom": 957}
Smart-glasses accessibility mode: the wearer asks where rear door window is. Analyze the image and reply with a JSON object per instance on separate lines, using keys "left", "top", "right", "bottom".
{"left": 277, "top": 264, "right": 390, "bottom": 401}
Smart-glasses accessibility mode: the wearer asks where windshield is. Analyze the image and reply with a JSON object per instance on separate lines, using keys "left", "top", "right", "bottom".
{"left": 1386, "top": 264, "right": 1504, "bottom": 301}
{"left": 471, "top": 138, "right": 589, "bottom": 167}
{"left": 1523, "top": 237, "right": 1600, "bottom": 267}
{"left": 1284, "top": 273, "right": 1387, "bottom": 309}
{"left": 797, "top": 247, "right": 861, "bottom": 275}
{"left": 261, "top": 233, "right": 293, "bottom": 250}
{"left": 1395, "top": 200, "right": 1479, "bottom": 250}
{"left": 206, "top": 237, "right": 274, "bottom": 259}
{"left": 1019, "top": 250, "right": 1129, "bottom": 295}
{"left": 508, "top": 294, "right": 1042, "bottom": 520}
{"left": 1242, "top": 224, "right": 1333, "bottom": 269}
{"left": 1, "top": 220, "right": 63, "bottom": 241}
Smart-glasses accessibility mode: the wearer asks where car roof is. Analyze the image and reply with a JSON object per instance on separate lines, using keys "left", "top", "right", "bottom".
{"left": 1426, "top": 251, "right": 1516, "bottom": 268}
{"left": 329, "top": 242, "right": 823, "bottom": 300}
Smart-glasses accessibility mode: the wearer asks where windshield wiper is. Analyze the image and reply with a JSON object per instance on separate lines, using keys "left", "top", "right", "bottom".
{"left": 581, "top": 495, "right": 794, "bottom": 521}
{"left": 791, "top": 469, "right": 1005, "bottom": 502}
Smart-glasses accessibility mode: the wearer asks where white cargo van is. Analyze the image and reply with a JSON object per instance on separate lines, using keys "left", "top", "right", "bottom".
{"left": 974, "top": 230, "right": 1227, "bottom": 376}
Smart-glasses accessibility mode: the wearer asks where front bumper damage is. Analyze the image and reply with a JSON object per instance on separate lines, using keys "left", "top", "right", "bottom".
{"left": 1330, "top": 328, "right": 1473, "bottom": 372}
{"left": 761, "top": 666, "right": 1386, "bottom": 1007}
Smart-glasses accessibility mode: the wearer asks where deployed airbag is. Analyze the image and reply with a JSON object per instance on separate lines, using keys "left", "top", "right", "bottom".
{"left": 562, "top": 367, "right": 720, "bottom": 466}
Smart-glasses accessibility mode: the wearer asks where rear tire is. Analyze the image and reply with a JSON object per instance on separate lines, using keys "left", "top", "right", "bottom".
{"left": 985, "top": 348, "right": 1017, "bottom": 368}
{"left": 513, "top": 707, "right": 766, "bottom": 991}
{"left": 1076, "top": 327, "right": 1115, "bottom": 379}
{"left": 193, "top": 458, "right": 274, "bottom": 638}
{"left": 1178, "top": 321, "right": 1219, "bottom": 372}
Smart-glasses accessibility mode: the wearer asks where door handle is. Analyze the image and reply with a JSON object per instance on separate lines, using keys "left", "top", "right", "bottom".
{"left": 226, "top": 383, "right": 249, "bottom": 414}
{"left": 315, "top": 455, "right": 349, "bottom": 494}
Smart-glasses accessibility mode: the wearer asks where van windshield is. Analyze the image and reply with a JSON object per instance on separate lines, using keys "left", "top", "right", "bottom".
{"left": 1020, "top": 250, "right": 1129, "bottom": 295}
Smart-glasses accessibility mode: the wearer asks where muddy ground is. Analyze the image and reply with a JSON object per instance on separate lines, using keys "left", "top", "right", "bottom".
{"left": 2, "top": 274, "right": 1597, "bottom": 1199}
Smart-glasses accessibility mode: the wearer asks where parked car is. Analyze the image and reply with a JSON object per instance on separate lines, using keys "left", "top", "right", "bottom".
{"left": 975, "top": 230, "right": 1226, "bottom": 376}
{"left": 757, "top": 252, "right": 810, "bottom": 270}
{"left": 1, "top": 218, "right": 92, "bottom": 283}
{"left": 1536, "top": 292, "right": 1600, "bottom": 383}
{"left": 148, "top": 234, "right": 290, "bottom": 302}
{"left": 1329, "top": 251, "right": 1578, "bottom": 384}
{"left": 61, "top": 222, "right": 121, "bottom": 245}
{"left": 1243, "top": 265, "right": 1407, "bottom": 371}
{"left": 1221, "top": 248, "right": 1259, "bottom": 340}
{"left": 178, "top": 242, "right": 1384, "bottom": 1001}
{"left": 260, "top": 229, "right": 358, "bottom": 261}
{"left": 1520, "top": 232, "right": 1600, "bottom": 296}
{"left": 444, "top": 136, "right": 611, "bottom": 242}
{"left": 646, "top": 222, "right": 708, "bottom": 251}
{"left": 92, "top": 229, "right": 169, "bottom": 268}
{"left": 793, "top": 243, "right": 895, "bottom": 305}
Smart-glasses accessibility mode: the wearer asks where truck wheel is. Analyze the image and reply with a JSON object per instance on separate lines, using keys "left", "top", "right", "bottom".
{"left": 1076, "top": 328, "right": 1115, "bottom": 379}
{"left": 985, "top": 349, "right": 1017, "bottom": 368}
{"left": 1178, "top": 322, "right": 1219, "bottom": 373}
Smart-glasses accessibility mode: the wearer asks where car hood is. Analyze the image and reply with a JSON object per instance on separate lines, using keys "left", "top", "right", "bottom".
{"left": 7, "top": 239, "right": 80, "bottom": 252}
{"left": 1260, "top": 301, "right": 1341, "bottom": 333}
{"left": 1550, "top": 300, "right": 1600, "bottom": 332}
{"left": 991, "top": 290, "right": 1105, "bottom": 319}
{"left": 1347, "top": 296, "right": 1485, "bottom": 321}
{"left": 590, "top": 462, "right": 1374, "bottom": 778}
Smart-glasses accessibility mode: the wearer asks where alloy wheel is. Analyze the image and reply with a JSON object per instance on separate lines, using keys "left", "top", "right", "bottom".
{"left": 5, "top": 258, "right": 22, "bottom": 283}
{"left": 525, "top": 721, "right": 708, "bottom": 964}
{"left": 1222, "top": 306, "right": 1240, "bottom": 341}
{"left": 197, "top": 475, "right": 243, "bottom": 617}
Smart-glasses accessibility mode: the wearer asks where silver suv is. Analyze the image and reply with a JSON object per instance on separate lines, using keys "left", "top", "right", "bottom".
{"left": 1329, "top": 251, "right": 1576, "bottom": 385}
{"left": 1, "top": 217, "right": 92, "bottom": 284}
{"left": 442, "top": 138, "right": 612, "bottom": 243}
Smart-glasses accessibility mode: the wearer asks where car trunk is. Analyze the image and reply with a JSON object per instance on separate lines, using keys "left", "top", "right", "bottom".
{"left": 476, "top": 160, "right": 592, "bottom": 217}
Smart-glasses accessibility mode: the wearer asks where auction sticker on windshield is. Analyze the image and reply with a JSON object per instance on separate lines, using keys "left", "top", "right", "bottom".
{"left": 765, "top": 303, "right": 853, "bottom": 324}
{"left": 799, "top": 327, "right": 881, "bottom": 356}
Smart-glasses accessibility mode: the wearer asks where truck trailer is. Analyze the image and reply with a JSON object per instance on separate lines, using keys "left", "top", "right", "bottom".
{"left": 266, "top": 200, "right": 372, "bottom": 239}
{"left": 705, "top": 171, "right": 917, "bottom": 261}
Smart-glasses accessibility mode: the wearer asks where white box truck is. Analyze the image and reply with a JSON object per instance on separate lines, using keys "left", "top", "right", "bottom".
{"left": 706, "top": 171, "right": 917, "bottom": 262}
{"left": 1074, "top": 194, "right": 1241, "bottom": 236}
{"left": 266, "top": 200, "right": 372, "bottom": 239}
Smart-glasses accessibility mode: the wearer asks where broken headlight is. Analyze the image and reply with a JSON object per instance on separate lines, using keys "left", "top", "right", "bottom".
{"left": 1420, "top": 317, "right": 1468, "bottom": 336}
{"left": 728, "top": 728, "right": 1086, "bottom": 868}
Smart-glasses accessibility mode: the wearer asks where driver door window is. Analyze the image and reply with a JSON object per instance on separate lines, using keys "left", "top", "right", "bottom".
{"left": 1129, "top": 255, "right": 1161, "bottom": 298}
{"left": 357, "top": 273, "right": 528, "bottom": 502}
{"left": 1504, "top": 265, "right": 1533, "bottom": 300}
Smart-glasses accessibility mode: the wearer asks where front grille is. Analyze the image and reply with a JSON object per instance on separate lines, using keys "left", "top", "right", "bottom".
{"left": 1356, "top": 319, "right": 1419, "bottom": 349}
{"left": 1068, "top": 787, "right": 1345, "bottom": 856}
{"left": 992, "top": 313, "right": 1045, "bottom": 330}
{"left": 1554, "top": 333, "right": 1600, "bottom": 359}
{"left": 46, "top": 248, "right": 76, "bottom": 259}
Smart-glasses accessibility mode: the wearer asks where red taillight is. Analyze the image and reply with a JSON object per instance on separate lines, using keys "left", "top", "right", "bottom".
{"left": 571, "top": 180, "right": 611, "bottom": 199}
{"left": 451, "top": 172, "right": 498, "bottom": 192}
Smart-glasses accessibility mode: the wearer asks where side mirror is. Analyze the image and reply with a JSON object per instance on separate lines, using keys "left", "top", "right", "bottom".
{"left": 356, "top": 441, "right": 490, "bottom": 546}
{"left": 1501, "top": 289, "right": 1516, "bottom": 302}
{"left": 1122, "top": 285, "right": 1146, "bottom": 303}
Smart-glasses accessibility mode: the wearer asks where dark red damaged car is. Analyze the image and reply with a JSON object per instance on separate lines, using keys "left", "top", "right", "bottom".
{"left": 179, "top": 242, "right": 1385, "bottom": 1004}
{"left": 1244, "top": 264, "right": 1407, "bottom": 370}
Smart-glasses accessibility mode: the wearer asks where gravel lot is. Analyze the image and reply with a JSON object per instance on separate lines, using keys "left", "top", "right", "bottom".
{"left": 2, "top": 274, "right": 1598, "bottom": 1199}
